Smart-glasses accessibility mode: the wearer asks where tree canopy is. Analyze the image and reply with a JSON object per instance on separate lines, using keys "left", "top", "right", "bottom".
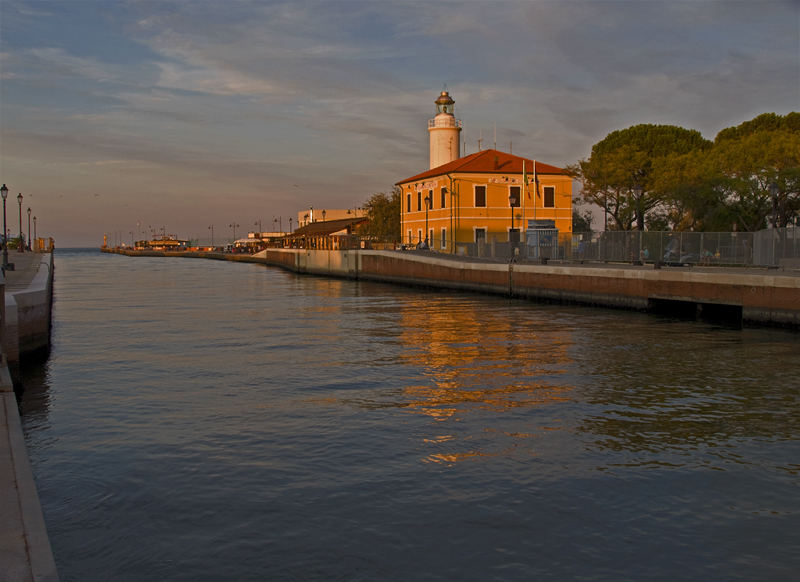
{"left": 357, "top": 187, "right": 401, "bottom": 242}
{"left": 572, "top": 113, "right": 799, "bottom": 231}
{"left": 569, "top": 124, "right": 711, "bottom": 230}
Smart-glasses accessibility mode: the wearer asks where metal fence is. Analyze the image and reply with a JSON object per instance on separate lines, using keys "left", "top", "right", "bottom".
{"left": 573, "top": 231, "right": 757, "bottom": 266}
{"left": 447, "top": 228, "right": 800, "bottom": 267}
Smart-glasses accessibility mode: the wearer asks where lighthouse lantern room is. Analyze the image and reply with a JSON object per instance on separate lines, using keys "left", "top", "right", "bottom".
{"left": 428, "top": 90, "right": 462, "bottom": 169}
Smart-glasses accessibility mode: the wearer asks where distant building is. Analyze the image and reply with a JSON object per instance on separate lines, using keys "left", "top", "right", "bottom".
{"left": 297, "top": 207, "right": 366, "bottom": 229}
{"left": 135, "top": 235, "right": 189, "bottom": 251}
{"left": 397, "top": 91, "right": 573, "bottom": 252}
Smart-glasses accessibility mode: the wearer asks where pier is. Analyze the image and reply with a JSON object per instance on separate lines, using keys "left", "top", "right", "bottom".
{"left": 104, "top": 247, "right": 800, "bottom": 327}
{"left": 1, "top": 251, "right": 58, "bottom": 582}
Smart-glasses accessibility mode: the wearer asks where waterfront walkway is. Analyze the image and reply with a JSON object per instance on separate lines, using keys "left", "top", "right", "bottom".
{"left": 4, "top": 252, "right": 44, "bottom": 292}
{"left": 1, "top": 251, "right": 58, "bottom": 582}
{"left": 105, "top": 246, "right": 800, "bottom": 327}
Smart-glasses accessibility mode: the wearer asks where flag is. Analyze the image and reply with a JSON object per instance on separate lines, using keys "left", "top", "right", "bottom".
{"left": 523, "top": 160, "right": 529, "bottom": 199}
{"left": 533, "top": 159, "right": 540, "bottom": 198}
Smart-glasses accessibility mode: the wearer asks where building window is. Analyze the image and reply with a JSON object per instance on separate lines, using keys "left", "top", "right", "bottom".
{"left": 475, "top": 228, "right": 487, "bottom": 243}
{"left": 429, "top": 229, "right": 434, "bottom": 246}
{"left": 441, "top": 228, "right": 447, "bottom": 249}
{"left": 441, "top": 187, "right": 447, "bottom": 208}
{"left": 428, "top": 189, "right": 434, "bottom": 209}
{"left": 417, "top": 191, "right": 422, "bottom": 212}
{"left": 509, "top": 186, "right": 521, "bottom": 207}
{"left": 406, "top": 193, "right": 411, "bottom": 213}
{"left": 475, "top": 185, "right": 486, "bottom": 207}
{"left": 417, "top": 229, "right": 422, "bottom": 244}
{"left": 543, "top": 186, "right": 555, "bottom": 208}
{"left": 407, "top": 230, "right": 412, "bottom": 244}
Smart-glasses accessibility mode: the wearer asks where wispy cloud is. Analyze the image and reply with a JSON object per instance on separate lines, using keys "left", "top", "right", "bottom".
{"left": 1, "top": 0, "right": 797, "bottom": 246}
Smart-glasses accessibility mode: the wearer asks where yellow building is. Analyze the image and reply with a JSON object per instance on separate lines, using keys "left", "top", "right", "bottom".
{"left": 397, "top": 91, "right": 573, "bottom": 252}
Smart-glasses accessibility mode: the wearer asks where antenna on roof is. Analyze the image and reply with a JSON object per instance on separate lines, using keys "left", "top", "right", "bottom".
{"left": 478, "top": 129, "right": 483, "bottom": 151}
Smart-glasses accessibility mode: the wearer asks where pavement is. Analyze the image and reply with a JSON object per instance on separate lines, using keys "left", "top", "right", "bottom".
{"left": 1, "top": 251, "right": 59, "bottom": 582}
{"left": 3, "top": 252, "right": 44, "bottom": 292}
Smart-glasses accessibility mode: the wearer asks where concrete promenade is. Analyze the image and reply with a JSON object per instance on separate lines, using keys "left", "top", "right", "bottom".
{"left": 105, "top": 247, "right": 800, "bottom": 327}
{"left": 1, "top": 251, "right": 58, "bottom": 582}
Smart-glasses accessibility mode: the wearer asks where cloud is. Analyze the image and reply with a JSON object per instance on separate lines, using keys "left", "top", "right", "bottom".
{"left": 27, "top": 47, "right": 119, "bottom": 82}
{"left": 2, "top": 0, "right": 798, "bottom": 246}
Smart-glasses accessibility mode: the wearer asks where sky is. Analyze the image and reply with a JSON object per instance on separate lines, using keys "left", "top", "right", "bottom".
{"left": 1, "top": 0, "right": 798, "bottom": 247}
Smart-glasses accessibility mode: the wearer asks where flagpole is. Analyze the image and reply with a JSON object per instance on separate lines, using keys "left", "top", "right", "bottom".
{"left": 522, "top": 159, "right": 527, "bottom": 238}
{"left": 533, "top": 160, "right": 539, "bottom": 220}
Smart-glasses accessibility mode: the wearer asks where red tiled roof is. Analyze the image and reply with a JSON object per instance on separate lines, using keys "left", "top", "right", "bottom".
{"left": 397, "top": 149, "right": 566, "bottom": 185}
{"left": 290, "top": 217, "right": 366, "bottom": 237}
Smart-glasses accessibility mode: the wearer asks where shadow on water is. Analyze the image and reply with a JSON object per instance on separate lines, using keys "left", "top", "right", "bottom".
{"left": 15, "top": 347, "right": 53, "bottom": 421}
{"left": 648, "top": 297, "right": 743, "bottom": 329}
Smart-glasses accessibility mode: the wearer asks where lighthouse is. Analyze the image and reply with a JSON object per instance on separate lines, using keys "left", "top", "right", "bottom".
{"left": 428, "top": 90, "right": 462, "bottom": 169}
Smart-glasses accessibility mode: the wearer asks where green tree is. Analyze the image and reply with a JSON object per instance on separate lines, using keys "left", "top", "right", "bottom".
{"left": 571, "top": 207, "right": 594, "bottom": 232}
{"left": 651, "top": 149, "right": 733, "bottom": 231}
{"left": 358, "top": 187, "right": 401, "bottom": 242}
{"left": 654, "top": 112, "right": 800, "bottom": 231}
{"left": 711, "top": 113, "right": 800, "bottom": 229}
{"left": 571, "top": 124, "right": 711, "bottom": 230}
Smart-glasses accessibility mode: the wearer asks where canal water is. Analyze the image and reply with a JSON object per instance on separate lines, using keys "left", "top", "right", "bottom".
{"left": 18, "top": 248, "right": 800, "bottom": 581}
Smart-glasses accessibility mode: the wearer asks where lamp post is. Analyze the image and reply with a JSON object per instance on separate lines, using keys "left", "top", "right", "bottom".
{"left": 229, "top": 222, "right": 239, "bottom": 242}
{"left": 322, "top": 209, "right": 326, "bottom": 222}
{"left": 423, "top": 193, "right": 432, "bottom": 248}
{"left": 208, "top": 225, "right": 214, "bottom": 247}
{"left": 17, "top": 192, "right": 23, "bottom": 252}
{"left": 289, "top": 217, "right": 293, "bottom": 232}
{"left": 769, "top": 182, "right": 779, "bottom": 228}
{"left": 33, "top": 216, "right": 37, "bottom": 247}
{"left": 0, "top": 184, "right": 8, "bottom": 269}
{"left": 633, "top": 184, "right": 643, "bottom": 231}
{"left": 27, "top": 207, "right": 31, "bottom": 250}
{"left": 509, "top": 190, "right": 518, "bottom": 251}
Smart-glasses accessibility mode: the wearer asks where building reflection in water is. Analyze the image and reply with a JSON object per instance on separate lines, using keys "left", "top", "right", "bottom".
{"left": 393, "top": 295, "right": 576, "bottom": 465}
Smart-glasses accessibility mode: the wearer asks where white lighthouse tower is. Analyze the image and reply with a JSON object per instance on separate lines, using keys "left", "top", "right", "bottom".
{"left": 428, "top": 90, "right": 462, "bottom": 169}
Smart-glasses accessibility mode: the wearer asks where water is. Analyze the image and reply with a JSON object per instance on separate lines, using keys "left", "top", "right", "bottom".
{"left": 18, "top": 248, "right": 800, "bottom": 581}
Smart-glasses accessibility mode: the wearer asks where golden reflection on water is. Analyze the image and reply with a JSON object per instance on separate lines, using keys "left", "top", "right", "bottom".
{"left": 394, "top": 296, "right": 576, "bottom": 465}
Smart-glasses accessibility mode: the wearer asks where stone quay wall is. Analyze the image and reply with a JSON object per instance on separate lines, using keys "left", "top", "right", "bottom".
{"left": 107, "top": 248, "right": 799, "bottom": 327}
{"left": 254, "top": 249, "right": 800, "bottom": 327}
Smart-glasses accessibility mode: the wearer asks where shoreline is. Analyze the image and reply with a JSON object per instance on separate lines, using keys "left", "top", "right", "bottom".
{"left": 101, "top": 247, "right": 800, "bottom": 329}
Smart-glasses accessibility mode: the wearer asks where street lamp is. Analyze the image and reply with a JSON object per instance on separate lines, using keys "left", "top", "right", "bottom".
{"left": 208, "top": 225, "right": 214, "bottom": 247}
{"left": 509, "top": 190, "right": 518, "bottom": 248}
{"left": 17, "top": 192, "right": 23, "bottom": 253}
{"left": 423, "top": 193, "right": 432, "bottom": 248}
{"left": 229, "top": 222, "right": 239, "bottom": 242}
{"left": 33, "top": 216, "right": 37, "bottom": 249}
{"left": 27, "top": 207, "right": 31, "bottom": 250}
{"left": 0, "top": 184, "right": 8, "bottom": 269}
{"left": 322, "top": 209, "right": 326, "bottom": 222}
{"left": 769, "top": 182, "right": 779, "bottom": 228}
